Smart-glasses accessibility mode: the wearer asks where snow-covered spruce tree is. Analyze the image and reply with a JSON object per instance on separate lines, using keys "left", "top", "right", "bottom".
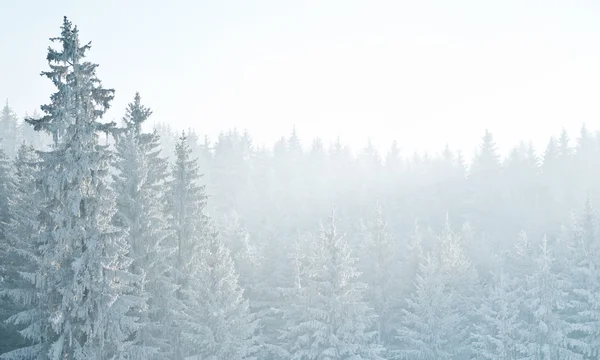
{"left": 521, "top": 237, "right": 581, "bottom": 360}
{"left": 0, "top": 142, "right": 11, "bottom": 246}
{"left": 563, "top": 200, "right": 600, "bottom": 359}
{"left": 0, "top": 101, "right": 19, "bottom": 158}
{"left": 395, "top": 254, "right": 458, "bottom": 360}
{"left": 359, "top": 203, "right": 402, "bottom": 345}
{"left": 1, "top": 144, "right": 41, "bottom": 353}
{"left": 180, "top": 221, "right": 259, "bottom": 360}
{"left": 395, "top": 220, "right": 475, "bottom": 360}
{"left": 1, "top": 17, "right": 140, "bottom": 360}
{"left": 281, "top": 212, "right": 386, "bottom": 360}
{"left": 258, "top": 231, "right": 313, "bottom": 360}
{"left": 218, "top": 210, "right": 271, "bottom": 358}
{"left": 167, "top": 132, "right": 209, "bottom": 359}
{"left": 438, "top": 217, "right": 479, "bottom": 359}
{"left": 219, "top": 210, "right": 261, "bottom": 279}
{"left": 219, "top": 211, "right": 264, "bottom": 317}
{"left": 168, "top": 134, "right": 258, "bottom": 359}
{"left": 248, "top": 227, "right": 303, "bottom": 360}
{"left": 112, "top": 93, "right": 177, "bottom": 358}
{"left": 398, "top": 221, "right": 424, "bottom": 298}
{"left": 470, "top": 270, "right": 527, "bottom": 360}
{"left": 0, "top": 141, "right": 21, "bottom": 354}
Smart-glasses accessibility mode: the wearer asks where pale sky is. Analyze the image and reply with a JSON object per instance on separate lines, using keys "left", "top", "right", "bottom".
{"left": 2, "top": 0, "right": 600, "bottom": 158}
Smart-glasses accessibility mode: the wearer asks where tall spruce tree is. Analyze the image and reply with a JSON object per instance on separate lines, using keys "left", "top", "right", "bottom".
{"left": 359, "top": 203, "right": 401, "bottom": 345}
{"left": 112, "top": 93, "right": 177, "bottom": 358}
{"left": 564, "top": 200, "right": 600, "bottom": 358}
{"left": 281, "top": 212, "right": 386, "bottom": 360}
{"left": 470, "top": 270, "right": 527, "bottom": 360}
{"left": 1, "top": 17, "right": 140, "bottom": 360}
{"left": 180, "top": 221, "right": 259, "bottom": 360}
{"left": 467, "top": 130, "right": 504, "bottom": 242}
{"left": 521, "top": 237, "right": 581, "bottom": 360}
{"left": 0, "top": 140, "right": 20, "bottom": 354}
{"left": 395, "top": 254, "right": 459, "bottom": 360}
{"left": 395, "top": 221, "right": 475, "bottom": 360}
{"left": 0, "top": 101, "right": 19, "bottom": 158}
{"left": 168, "top": 134, "right": 258, "bottom": 359}
{"left": 167, "top": 132, "right": 209, "bottom": 359}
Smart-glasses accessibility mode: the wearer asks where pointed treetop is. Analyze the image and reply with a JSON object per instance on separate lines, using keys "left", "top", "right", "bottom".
{"left": 288, "top": 125, "right": 302, "bottom": 153}
{"left": 545, "top": 136, "right": 557, "bottom": 155}
{"left": 123, "top": 92, "right": 152, "bottom": 134}
{"left": 29, "top": 17, "right": 115, "bottom": 137}
{"left": 480, "top": 129, "right": 498, "bottom": 153}
{"left": 558, "top": 128, "right": 571, "bottom": 157}
{"left": 471, "top": 129, "right": 501, "bottom": 173}
{"left": 577, "top": 123, "right": 594, "bottom": 153}
{"left": 48, "top": 16, "right": 88, "bottom": 65}
{"left": 442, "top": 143, "right": 454, "bottom": 162}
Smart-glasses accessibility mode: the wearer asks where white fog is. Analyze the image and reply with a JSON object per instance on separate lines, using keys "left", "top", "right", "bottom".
{"left": 2, "top": 1, "right": 600, "bottom": 360}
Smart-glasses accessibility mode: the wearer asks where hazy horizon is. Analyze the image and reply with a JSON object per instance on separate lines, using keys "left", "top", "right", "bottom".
{"left": 3, "top": 0, "right": 600, "bottom": 157}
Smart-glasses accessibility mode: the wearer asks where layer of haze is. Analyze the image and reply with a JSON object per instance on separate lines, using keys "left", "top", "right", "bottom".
{"left": 2, "top": 0, "right": 600, "bottom": 157}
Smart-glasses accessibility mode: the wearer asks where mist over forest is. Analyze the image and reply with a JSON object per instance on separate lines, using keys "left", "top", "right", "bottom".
{"left": 3, "top": 15, "right": 600, "bottom": 360}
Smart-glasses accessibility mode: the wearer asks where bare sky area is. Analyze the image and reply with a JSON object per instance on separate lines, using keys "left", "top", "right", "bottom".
{"left": 2, "top": 0, "right": 600, "bottom": 157}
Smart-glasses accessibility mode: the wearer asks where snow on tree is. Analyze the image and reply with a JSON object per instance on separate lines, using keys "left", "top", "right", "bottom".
{"left": 168, "top": 135, "right": 257, "bottom": 359}
{"left": 0, "top": 101, "right": 19, "bottom": 158}
{"left": 1, "top": 17, "right": 141, "bottom": 360}
{"left": 359, "top": 203, "right": 402, "bottom": 345}
{"left": 437, "top": 219, "right": 479, "bottom": 359}
{"left": 395, "top": 220, "right": 475, "bottom": 360}
{"left": 166, "top": 132, "right": 210, "bottom": 359}
{"left": 154, "top": 122, "right": 179, "bottom": 162}
{"left": 180, "top": 221, "right": 259, "bottom": 360}
{"left": 470, "top": 270, "right": 527, "bottom": 360}
{"left": 219, "top": 210, "right": 262, "bottom": 308}
{"left": 218, "top": 211, "right": 277, "bottom": 358}
{"left": 210, "top": 129, "right": 253, "bottom": 215}
{"left": 246, "top": 227, "right": 303, "bottom": 360}
{"left": 0, "top": 141, "right": 21, "bottom": 354}
{"left": 281, "top": 212, "right": 386, "bottom": 360}
{"left": 562, "top": 200, "right": 600, "bottom": 358}
{"left": 0, "top": 141, "right": 11, "bottom": 246}
{"left": 112, "top": 92, "right": 178, "bottom": 358}
{"left": 466, "top": 130, "right": 505, "bottom": 243}
{"left": 395, "top": 254, "right": 460, "bottom": 360}
{"left": 521, "top": 236, "right": 581, "bottom": 360}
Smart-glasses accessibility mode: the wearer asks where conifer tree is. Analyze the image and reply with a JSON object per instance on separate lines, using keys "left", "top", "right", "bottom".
{"left": 251, "top": 227, "right": 301, "bottom": 359}
{"left": 0, "top": 101, "right": 19, "bottom": 158}
{"left": 180, "top": 221, "right": 259, "bottom": 360}
{"left": 0, "top": 141, "right": 11, "bottom": 245}
{"left": 112, "top": 93, "right": 177, "bottom": 358}
{"left": 168, "top": 134, "right": 258, "bottom": 359}
{"left": 359, "top": 203, "right": 401, "bottom": 345}
{"left": 564, "top": 200, "right": 600, "bottom": 358}
{"left": 0, "top": 141, "right": 20, "bottom": 354}
{"left": 2, "top": 17, "right": 140, "bottom": 360}
{"left": 219, "top": 211, "right": 261, "bottom": 306}
{"left": 467, "top": 130, "right": 505, "bottom": 246}
{"left": 167, "top": 132, "right": 209, "bottom": 358}
{"left": 395, "top": 254, "right": 460, "bottom": 360}
{"left": 521, "top": 237, "right": 581, "bottom": 360}
{"left": 395, "top": 221, "right": 475, "bottom": 360}
{"left": 470, "top": 271, "right": 527, "bottom": 360}
{"left": 281, "top": 212, "right": 386, "bottom": 360}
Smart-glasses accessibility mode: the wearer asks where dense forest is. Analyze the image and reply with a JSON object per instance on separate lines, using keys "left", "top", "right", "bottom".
{"left": 2, "top": 17, "right": 600, "bottom": 360}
